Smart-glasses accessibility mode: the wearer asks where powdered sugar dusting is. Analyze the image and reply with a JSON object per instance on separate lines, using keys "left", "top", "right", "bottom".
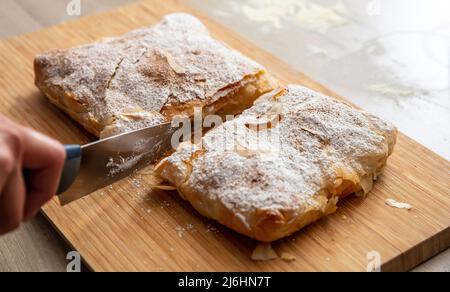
{"left": 106, "top": 154, "right": 145, "bottom": 177}
{"left": 35, "top": 13, "right": 266, "bottom": 137}
{"left": 161, "top": 85, "right": 397, "bottom": 229}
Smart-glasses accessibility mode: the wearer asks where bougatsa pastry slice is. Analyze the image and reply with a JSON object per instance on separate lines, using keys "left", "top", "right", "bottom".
{"left": 34, "top": 13, "right": 275, "bottom": 138}
{"left": 154, "top": 85, "right": 397, "bottom": 242}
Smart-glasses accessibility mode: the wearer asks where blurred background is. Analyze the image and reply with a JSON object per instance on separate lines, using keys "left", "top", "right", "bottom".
{"left": 0, "top": 0, "right": 448, "bottom": 272}
{"left": 189, "top": 0, "right": 450, "bottom": 161}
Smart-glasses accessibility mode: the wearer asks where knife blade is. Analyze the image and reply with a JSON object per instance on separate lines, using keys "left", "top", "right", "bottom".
{"left": 56, "top": 122, "right": 179, "bottom": 206}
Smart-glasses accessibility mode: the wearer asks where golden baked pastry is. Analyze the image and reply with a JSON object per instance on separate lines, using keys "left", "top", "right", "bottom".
{"left": 154, "top": 85, "right": 397, "bottom": 242}
{"left": 34, "top": 13, "right": 275, "bottom": 138}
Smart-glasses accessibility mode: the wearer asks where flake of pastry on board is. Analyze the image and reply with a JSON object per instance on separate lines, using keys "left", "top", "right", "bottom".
{"left": 251, "top": 243, "right": 279, "bottom": 261}
{"left": 154, "top": 85, "right": 398, "bottom": 242}
{"left": 34, "top": 13, "right": 276, "bottom": 138}
{"left": 385, "top": 198, "right": 412, "bottom": 210}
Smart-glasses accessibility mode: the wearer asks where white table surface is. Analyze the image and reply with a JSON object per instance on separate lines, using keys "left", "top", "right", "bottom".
{"left": 0, "top": 0, "right": 448, "bottom": 272}
{"left": 187, "top": 0, "right": 450, "bottom": 161}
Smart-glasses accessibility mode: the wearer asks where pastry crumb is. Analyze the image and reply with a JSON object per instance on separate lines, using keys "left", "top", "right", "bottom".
{"left": 385, "top": 198, "right": 412, "bottom": 210}
{"left": 251, "top": 243, "right": 279, "bottom": 261}
{"left": 175, "top": 226, "right": 185, "bottom": 238}
{"left": 205, "top": 224, "right": 219, "bottom": 233}
{"left": 280, "top": 252, "right": 296, "bottom": 262}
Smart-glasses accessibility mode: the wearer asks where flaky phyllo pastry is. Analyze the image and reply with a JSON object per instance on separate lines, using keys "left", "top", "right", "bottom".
{"left": 34, "top": 13, "right": 274, "bottom": 138}
{"left": 155, "top": 86, "right": 397, "bottom": 242}
{"left": 34, "top": 13, "right": 397, "bottom": 242}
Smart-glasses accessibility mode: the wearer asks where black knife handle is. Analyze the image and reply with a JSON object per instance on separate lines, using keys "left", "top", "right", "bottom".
{"left": 57, "top": 145, "right": 82, "bottom": 195}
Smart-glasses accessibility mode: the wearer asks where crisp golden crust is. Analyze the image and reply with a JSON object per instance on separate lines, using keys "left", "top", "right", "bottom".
{"left": 34, "top": 13, "right": 275, "bottom": 138}
{"left": 154, "top": 85, "right": 397, "bottom": 242}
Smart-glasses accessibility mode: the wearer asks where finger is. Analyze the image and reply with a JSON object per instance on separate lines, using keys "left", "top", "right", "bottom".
{"left": 0, "top": 130, "right": 23, "bottom": 199}
{"left": 0, "top": 140, "right": 14, "bottom": 194}
{"left": 0, "top": 166, "right": 26, "bottom": 235}
{"left": 21, "top": 129, "right": 66, "bottom": 221}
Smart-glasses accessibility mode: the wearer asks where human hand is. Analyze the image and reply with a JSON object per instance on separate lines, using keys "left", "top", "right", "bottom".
{"left": 0, "top": 115, "right": 66, "bottom": 235}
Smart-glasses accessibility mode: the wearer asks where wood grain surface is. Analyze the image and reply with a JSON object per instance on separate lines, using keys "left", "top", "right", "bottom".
{"left": 0, "top": 0, "right": 448, "bottom": 271}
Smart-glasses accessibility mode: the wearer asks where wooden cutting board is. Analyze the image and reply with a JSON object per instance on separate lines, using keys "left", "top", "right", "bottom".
{"left": 0, "top": 0, "right": 448, "bottom": 272}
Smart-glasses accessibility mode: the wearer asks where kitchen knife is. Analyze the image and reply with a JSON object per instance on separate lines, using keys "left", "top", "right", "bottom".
{"left": 55, "top": 122, "right": 180, "bottom": 206}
